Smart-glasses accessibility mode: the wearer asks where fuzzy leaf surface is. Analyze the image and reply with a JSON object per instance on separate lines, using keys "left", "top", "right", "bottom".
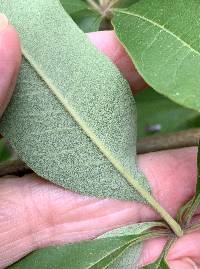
{"left": 0, "top": 0, "right": 150, "bottom": 201}
{"left": 112, "top": 0, "right": 200, "bottom": 111}
{"left": 7, "top": 222, "right": 161, "bottom": 269}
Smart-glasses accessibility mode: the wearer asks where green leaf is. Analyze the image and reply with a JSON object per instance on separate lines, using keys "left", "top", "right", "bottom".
{"left": 112, "top": 0, "right": 200, "bottom": 112}
{"left": 0, "top": 0, "right": 182, "bottom": 236}
{"left": 115, "top": 0, "right": 140, "bottom": 8}
{"left": 98, "top": 221, "right": 167, "bottom": 269}
{"left": 0, "top": 139, "right": 11, "bottom": 162}
{"left": 7, "top": 222, "right": 162, "bottom": 269}
{"left": 7, "top": 238, "right": 133, "bottom": 269}
{"left": 60, "top": 0, "right": 88, "bottom": 14}
{"left": 0, "top": 0, "right": 147, "bottom": 201}
{"left": 105, "top": 244, "right": 142, "bottom": 269}
{"left": 72, "top": 9, "right": 102, "bottom": 32}
{"left": 135, "top": 88, "right": 200, "bottom": 139}
{"left": 60, "top": 0, "right": 102, "bottom": 32}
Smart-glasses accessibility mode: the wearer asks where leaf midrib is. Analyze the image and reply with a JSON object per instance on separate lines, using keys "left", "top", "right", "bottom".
{"left": 114, "top": 9, "right": 199, "bottom": 57}
{"left": 87, "top": 241, "right": 132, "bottom": 269}
{"left": 21, "top": 47, "right": 146, "bottom": 194}
{"left": 21, "top": 46, "right": 183, "bottom": 237}
{"left": 88, "top": 230, "right": 168, "bottom": 269}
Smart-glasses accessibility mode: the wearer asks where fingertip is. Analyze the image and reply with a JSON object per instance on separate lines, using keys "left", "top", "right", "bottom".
{"left": 0, "top": 20, "right": 21, "bottom": 116}
{"left": 87, "top": 30, "right": 147, "bottom": 93}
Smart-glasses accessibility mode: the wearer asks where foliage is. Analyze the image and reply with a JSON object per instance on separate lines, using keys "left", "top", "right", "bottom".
{"left": 0, "top": 139, "right": 11, "bottom": 162}
{"left": 113, "top": 0, "right": 200, "bottom": 112}
{"left": 0, "top": 0, "right": 150, "bottom": 202}
{"left": 0, "top": 0, "right": 200, "bottom": 268}
{"left": 136, "top": 88, "right": 200, "bottom": 138}
{"left": 60, "top": 0, "right": 102, "bottom": 32}
{"left": 8, "top": 222, "right": 165, "bottom": 269}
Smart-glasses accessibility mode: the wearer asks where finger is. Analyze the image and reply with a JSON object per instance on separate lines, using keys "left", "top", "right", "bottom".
{"left": 0, "top": 147, "right": 197, "bottom": 268}
{"left": 87, "top": 31, "right": 148, "bottom": 93}
{"left": 0, "top": 14, "right": 21, "bottom": 117}
{"left": 139, "top": 230, "right": 200, "bottom": 268}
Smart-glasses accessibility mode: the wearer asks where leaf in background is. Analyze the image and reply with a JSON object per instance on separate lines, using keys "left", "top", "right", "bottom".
{"left": 135, "top": 88, "right": 200, "bottom": 139}
{"left": 0, "top": 139, "right": 11, "bottom": 162}
{"left": 112, "top": 0, "right": 200, "bottom": 112}
{"left": 114, "top": 0, "right": 140, "bottom": 8}
{"left": 72, "top": 9, "right": 102, "bottom": 32}
{"left": 60, "top": 0, "right": 88, "bottom": 14}
{"left": 0, "top": 0, "right": 183, "bottom": 236}
{"left": 0, "top": 0, "right": 150, "bottom": 202}
{"left": 60, "top": 0, "right": 102, "bottom": 32}
{"left": 7, "top": 222, "right": 162, "bottom": 269}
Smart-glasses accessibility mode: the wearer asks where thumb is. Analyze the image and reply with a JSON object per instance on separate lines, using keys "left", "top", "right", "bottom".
{"left": 0, "top": 13, "right": 21, "bottom": 117}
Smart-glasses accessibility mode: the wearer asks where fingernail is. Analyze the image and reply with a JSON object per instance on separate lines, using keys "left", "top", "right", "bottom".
{"left": 0, "top": 13, "right": 8, "bottom": 32}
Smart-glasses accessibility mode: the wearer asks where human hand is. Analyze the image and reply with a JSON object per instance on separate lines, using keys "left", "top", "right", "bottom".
{"left": 0, "top": 15, "right": 199, "bottom": 269}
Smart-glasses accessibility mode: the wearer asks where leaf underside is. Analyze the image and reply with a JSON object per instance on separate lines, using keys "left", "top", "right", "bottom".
{"left": 7, "top": 222, "right": 161, "bottom": 269}
{"left": 112, "top": 0, "right": 200, "bottom": 112}
{"left": 0, "top": 0, "right": 150, "bottom": 201}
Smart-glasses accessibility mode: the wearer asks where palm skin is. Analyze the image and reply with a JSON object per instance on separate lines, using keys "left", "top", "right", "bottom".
{"left": 0, "top": 14, "right": 199, "bottom": 269}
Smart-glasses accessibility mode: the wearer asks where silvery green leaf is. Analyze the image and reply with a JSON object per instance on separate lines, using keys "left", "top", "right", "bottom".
{"left": 108, "top": 243, "right": 142, "bottom": 269}
{"left": 0, "top": 0, "right": 183, "bottom": 237}
{"left": 0, "top": 0, "right": 150, "bottom": 201}
{"left": 96, "top": 222, "right": 166, "bottom": 269}
{"left": 7, "top": 222, "right": 161, "bottom": 269}
{"left": 98, "top": 222, "right": 164, "bottom": 239}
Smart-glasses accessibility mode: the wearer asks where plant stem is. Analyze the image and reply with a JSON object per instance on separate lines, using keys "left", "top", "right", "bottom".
{"left": 102, "top": 0, "right": 119, "bottom": 18}
{"left": 137, "top": 128, "right": 200, "bottom": 154}
{"left": 86, "top": 0, "right": 102, "bottom": 14}
{"left": 123, "top": 174, "right": 183, "bottom": 237}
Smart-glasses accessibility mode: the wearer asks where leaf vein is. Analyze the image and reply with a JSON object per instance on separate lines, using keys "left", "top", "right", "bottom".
{"left": 115, "top": 9, "right": 200, "bottom": 57}
{"left": 21, "top": 44, "right": 183, "bottom": 237}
